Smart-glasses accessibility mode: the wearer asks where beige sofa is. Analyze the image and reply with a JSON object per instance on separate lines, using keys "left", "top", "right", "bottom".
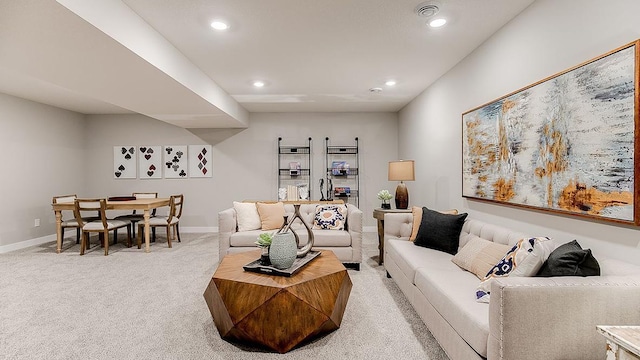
{"left": 383, "top": 212, "right": 640, "bottom": 360}
{"left": 219, "top": 203, "right": 362, "bottom": 269}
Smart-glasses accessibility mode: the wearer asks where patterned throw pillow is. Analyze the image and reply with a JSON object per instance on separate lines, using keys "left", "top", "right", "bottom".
{"left": 475, "top": 236, "right": 554, "bottom": 303}
{"left": 313, "top": 205, "right": 347, "bottom": 230}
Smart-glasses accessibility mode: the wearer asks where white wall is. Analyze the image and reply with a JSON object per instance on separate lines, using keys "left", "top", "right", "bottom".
{"left": 84, "top": 112, "right": 398, "bottom": 229}
{"left": 0, "top": 93, "right": 85, "bottom": 249}
{"left": 399, "top": 0, "right": 640, "bottom": 264}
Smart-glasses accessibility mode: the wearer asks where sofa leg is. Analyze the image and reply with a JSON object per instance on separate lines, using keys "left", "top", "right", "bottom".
{"left": 386, "top": 271, "right": 391, "bottom": 279}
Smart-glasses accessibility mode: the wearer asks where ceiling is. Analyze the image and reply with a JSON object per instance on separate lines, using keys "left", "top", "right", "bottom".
{"left": 0, "top": 0, "right": 534, "bottom": 128}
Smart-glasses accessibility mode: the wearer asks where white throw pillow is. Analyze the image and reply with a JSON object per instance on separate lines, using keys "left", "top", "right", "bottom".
{"left": 233, "top": 202, "right": 261, "bottom": 232}
{"left": 475, "top": 236, "right": 554, "bottom": 303}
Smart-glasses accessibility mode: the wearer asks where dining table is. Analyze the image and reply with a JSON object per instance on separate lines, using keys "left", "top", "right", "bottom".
{"left": 51, "top": 198, "right": 171, "bottom": 253}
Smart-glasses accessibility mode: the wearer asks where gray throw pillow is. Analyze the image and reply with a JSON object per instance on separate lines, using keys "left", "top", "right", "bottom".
{"left": 536, "top": 240, "right": 600, "bottom": 277}
{"left": 414, "top": 207, "right": 468, "bottom": 255}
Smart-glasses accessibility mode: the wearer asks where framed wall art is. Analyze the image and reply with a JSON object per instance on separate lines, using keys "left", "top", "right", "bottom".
{"left": 188, "top": 145, "right": 212, "bottom": 178}
{"left": 462, "top": 40, "right": 639, "bottom": 225}
{"left": 138, "top": 146, "right": 161, "bottom": 179}
{"left": 113, "top": 146, "right": 137, "bottom": 179}
{"left": 164, "top": 145, "right": 188, "bottom": 179}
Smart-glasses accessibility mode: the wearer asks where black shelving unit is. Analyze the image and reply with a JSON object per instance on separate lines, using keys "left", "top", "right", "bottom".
{"left": 277, "top": 137, "right": 312, "bottom": 200}
{"left": 325, "top": 137, "right": 359, "bottom": 207}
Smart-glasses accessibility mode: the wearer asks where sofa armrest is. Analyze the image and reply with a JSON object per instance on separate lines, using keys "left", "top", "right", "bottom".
{"left": 488, "top": 275, "right": 640, "bottom": 360}
{"left": 346, "top": 204, "right": 363, "bottom": 262}
{"left": 218, "top": 207, "right": 237, "bottom": 257}
{"left": 383, "top": 213, "right": 413, "bottom": 242}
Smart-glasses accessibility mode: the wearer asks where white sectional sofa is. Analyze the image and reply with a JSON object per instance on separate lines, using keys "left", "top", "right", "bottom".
{"left": 219, "top": 202, "right": 362, "bottom": 269}
{"left": 383, "top": 212, "right": 640, "bottom": 360}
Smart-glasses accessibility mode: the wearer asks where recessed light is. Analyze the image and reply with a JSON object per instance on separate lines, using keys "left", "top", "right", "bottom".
{"left": 369, "top": 87, "right": 383, "bottom": 93}
{"left": 385, "top": 80, "right": 397, "bottom": 86}
{"left": 253, "top": 81, "right": 265, "bottom": 88}
{"left": 211, "top": 21, "right": 229, "bottom": 30}
{"left": 429, "top": 18, "right": 447, "bottom": 28}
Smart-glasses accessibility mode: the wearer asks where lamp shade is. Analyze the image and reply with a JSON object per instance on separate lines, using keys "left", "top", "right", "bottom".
{"left": 388, "top": 160, "right": 415, "bottom": 181}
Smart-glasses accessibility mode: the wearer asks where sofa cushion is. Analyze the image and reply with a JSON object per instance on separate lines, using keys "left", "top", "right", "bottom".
{"left": 233, "top": 201, "right": 261, "bottom": 231}
{"left": 256, "top": 202, "right": 285, "bottom": 230}
{"left": 537, "top": 240, "right": 600, "bottom": 277}
{"left": 415, "top": 266, "right": 490, "bottom": 357}
{"left": 229, "top": 229, "right": 352, "bottom": 248}
{"left": 414, "top": 207, "right": 468, "bottom": 255}
{"left": 313, "top": 204, "right": 347, "bottom": 230}
{"left": 476, "top": 237, "right": 554, "bottom": 303}
{"left": 386, "top": 239, "right": 457, "bottom": 285}
{"left": 452, "top": 236, "right": 511, "bottom": 279}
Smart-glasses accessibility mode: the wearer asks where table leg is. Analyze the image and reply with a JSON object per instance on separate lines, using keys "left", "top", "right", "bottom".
{"left": 376, "top": 219, "right": 384, "bottom": 265}
{"left": 55, "top": 210, "right": 63, "bottom": 253}
{"left": 144, "top": 209, "right": 151, "bottom": 253}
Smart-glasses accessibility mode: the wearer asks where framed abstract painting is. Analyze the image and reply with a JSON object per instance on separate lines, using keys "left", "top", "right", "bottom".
{"left": 462, "top": 40, "right": 640, "bottom": 225}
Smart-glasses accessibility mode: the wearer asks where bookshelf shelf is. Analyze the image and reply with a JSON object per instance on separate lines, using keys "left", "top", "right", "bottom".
{"left": 325, "top": 137, "right": 359, "bottom": 207}
{"left": 277, "top": 137, "right": 312, "bottom": 201}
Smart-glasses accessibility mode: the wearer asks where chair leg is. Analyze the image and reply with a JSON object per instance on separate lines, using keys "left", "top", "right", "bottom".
{"left": 76, "top": 228, "right": 81, "bottom": 244}
{"left": 131, "top": 221, "right": 137, "bottom": 239}
{"left": 152, "top": 228, "right": 156, "bottom": 242}
{"left": 137, "top": 224, "right": 143, "bottom": 249}
{"left": 80, "top": 232, "right": 87, "bottom": 255}
{"left": 126, "top": 225, "right": 132, "bottom": 248}
{"left": 166, "top": 226, "right": 172, "bottom": 248}
{"left": 104, "top": 230, "right": 109, "bottom": 256}
{"left": 114, "top": 229, "right": 118, "bottom": 244}
{"left": 176, "top": 224, "right": 181, "bottom": 242}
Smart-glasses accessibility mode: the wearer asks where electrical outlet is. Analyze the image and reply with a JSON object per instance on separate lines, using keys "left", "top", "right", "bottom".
{"left": 34, "top": 218, "right": 40, "bottom": 227}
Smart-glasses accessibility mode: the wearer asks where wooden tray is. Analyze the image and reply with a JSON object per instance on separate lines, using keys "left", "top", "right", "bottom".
{"left": 243, "top": 251, "right": 321, "bottom": 277}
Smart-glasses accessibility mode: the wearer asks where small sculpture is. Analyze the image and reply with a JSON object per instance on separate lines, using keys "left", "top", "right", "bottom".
{"left": 327, "top": 178, "right": 333, "bottom": 200}
{"left": 298, "top": 186, "right": 309, "bottom": 200}
{"left": 319, "top": 179, "right": 326, "bottom": 201}
{"left": 278, "top": 187, "right": 287, "bottom": 201}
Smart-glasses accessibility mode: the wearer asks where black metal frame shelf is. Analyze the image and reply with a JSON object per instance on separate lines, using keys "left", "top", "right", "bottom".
{"left": 325, "top": 137, "right": 359, "bottom": 207}
{"left": 277, "top": 137, "right": 312, "bottom": 200}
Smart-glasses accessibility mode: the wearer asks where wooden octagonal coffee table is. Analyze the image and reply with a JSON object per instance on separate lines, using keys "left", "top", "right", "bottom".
{"left": 203, "top": 250, "right": 352, "bottom": 353}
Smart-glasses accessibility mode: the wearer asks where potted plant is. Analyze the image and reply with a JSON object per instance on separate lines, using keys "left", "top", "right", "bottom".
{"left": 255, "top": 232, "right": 274, "bottom": 265}
{"left": 377, "top": 190, "right": 393, "bottom": 209}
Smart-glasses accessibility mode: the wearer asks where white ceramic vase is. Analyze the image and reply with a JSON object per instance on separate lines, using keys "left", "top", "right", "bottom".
{"left": 269, "top": 232, "right": 297, "bottom": 269}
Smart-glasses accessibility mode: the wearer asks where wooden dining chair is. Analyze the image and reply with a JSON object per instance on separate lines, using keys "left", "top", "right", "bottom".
{"left": 74, "top": 198, "right": 132, "bottom": 256}
{"left": 137, "top": 194, "right": 183, "bottom": 249}
{"left": 114, "top": 192, "right": 158, "bottom": 239}
{"left": 52, "top": 194, "right": 97, "bottom": 246}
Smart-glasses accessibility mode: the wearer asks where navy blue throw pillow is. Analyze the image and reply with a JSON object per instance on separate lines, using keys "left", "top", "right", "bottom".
{"left": 414, "top": 207, "right": 468, "bottom": 255}
{"left": 536, "top": 240, "right": 600, "bottom": 277}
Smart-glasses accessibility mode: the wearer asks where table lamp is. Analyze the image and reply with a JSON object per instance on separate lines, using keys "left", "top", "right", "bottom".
{"left": 388, "top": 160, "right": 415, "bottom": 209}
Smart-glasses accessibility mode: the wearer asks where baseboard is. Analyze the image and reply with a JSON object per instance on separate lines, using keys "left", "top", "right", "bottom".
{"left": 0, "top": 234, "right": 57, "bottom": 254}
{"left": 180, "top": 226, "right": 218, "bottom": 233}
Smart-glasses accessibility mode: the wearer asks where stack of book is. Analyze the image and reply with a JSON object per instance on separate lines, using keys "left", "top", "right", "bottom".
{"left": 287, "top": 185, "right": 299, "bottom": 201}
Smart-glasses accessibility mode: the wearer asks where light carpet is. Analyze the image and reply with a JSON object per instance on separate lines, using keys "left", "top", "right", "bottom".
{"left": 0, "top": 231, "right": 448, "bottom": 360}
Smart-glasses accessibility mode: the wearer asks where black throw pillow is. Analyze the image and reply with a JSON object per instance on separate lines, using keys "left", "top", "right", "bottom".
{"left": 414, "top": 207, "right": 468, "bottom": 255}
{"left": 536, "top": 240, "right": 600, "bottom": 277}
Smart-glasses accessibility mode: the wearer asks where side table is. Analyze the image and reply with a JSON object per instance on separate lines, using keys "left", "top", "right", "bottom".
{"left": 372, "top": 208, "right": 411, "bottom": 265}
{"left": 597, "top": 325, "right": 640, "bottom": 360}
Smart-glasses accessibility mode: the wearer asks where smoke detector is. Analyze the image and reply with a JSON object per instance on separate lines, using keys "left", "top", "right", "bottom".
{"left": 369, "top": 87, "right": 383, "bottom": 93}
{"left": 415, "top": 2, "right": 440, "bottom": 17}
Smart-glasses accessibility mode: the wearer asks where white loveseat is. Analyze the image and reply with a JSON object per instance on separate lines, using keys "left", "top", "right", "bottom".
{"left": 219, "top": 202, "right": 362, "bottom": 269}
{"left": 383, "top": 212, "right": 640, "bottom": 360}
